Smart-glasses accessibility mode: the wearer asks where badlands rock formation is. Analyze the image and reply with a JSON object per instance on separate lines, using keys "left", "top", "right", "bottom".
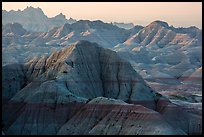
{"left": 114, "top": 21, "right": 202, "bottom": 86}
{"left": 2, "top": 6, "right": 76, "bottom": 32}
{"left": 57, "top": 97, "right": 185, "bottom": 135}
{"left": 2, "top": 41, "right": 201, "bottom": 135}
{"left": 2, "top": 20, "right": 132, "bottom": 65}
{"left": 30, "top": 20, "right": 131, "bottom": 48}
{"left": 114, "top": 20, "right": 201, "bottom": 52}
{"left": 3, "top": 40, "right": 160, "bottom": 108}
{"left": 112, "top": 22, "right": 135, "bottom": 29}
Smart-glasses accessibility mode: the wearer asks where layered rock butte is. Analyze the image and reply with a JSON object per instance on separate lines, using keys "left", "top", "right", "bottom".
{"left": 2, "top": 41, "right": 202, "bottom": 135}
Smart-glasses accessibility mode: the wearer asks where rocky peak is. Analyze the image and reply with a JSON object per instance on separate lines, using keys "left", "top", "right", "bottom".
{"left": 2, "top": 40, "right": 201, "bottom": 135}
{"left": 6, "top": 40, "right": 159, "bottom": 110}
{"left": 24, "top": 6, "right": 44, "bottom": 14}
{"left": 148, "top": 20, "right": 169, "bottom": 28}
{"left": 52, "top": 13, "right": 67, "bottom": 20}
{"left": 72, "top": 20, "right": 118, "bottom": 30}
{"left": 68, "top": 17, "right": 77, "bottom": 23}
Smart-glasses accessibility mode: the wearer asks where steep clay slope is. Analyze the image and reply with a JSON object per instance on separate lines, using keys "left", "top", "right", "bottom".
{"left": 31, "top": 20, "right": 130, "bottom": 48}
{"left": 6, "top": 40, "right": 159, "bottom": 107}
{"left": 2, "top": 40, "right": 201, "bottom": 135}
{"left": 57, "top": 97, "right": 185, "bottom": 135}
{"left": 114, "top": 20, "right": 201, "bottom": 52}
{"left": 3, "top": 40, "right": 160, "bottom": 134}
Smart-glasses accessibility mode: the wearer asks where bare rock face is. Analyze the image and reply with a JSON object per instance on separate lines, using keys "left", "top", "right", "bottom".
{"left": 156, "top": 98, "right": 202, "bottom": 135}
{"left": 2, "top": 40, "right": 201, "bottom": 135}
{"left": 2, "top": 23, "right": 26, "bottom": 36}
{"left": 57, "top": 97, "right": 185, "bottom": 135}
{"left": 2, "top": 63, "right": 27, "bottom": 103}
{"left": 30, "top": 20, "right": 130, "bottom": 48}
{"left": 8, "top": 40, "right": 159, "bottom": 108}
{"left": 114, "top": 20, "right": 202, "bottom": 52}
{"left": 183, "top": 67, "right": 202, "bottom": 85}
{"left": 2, "top": 40, "right": 159, "bottom": 134}
{"left": 2, "top": 7, "right": 76, "bottom": 32}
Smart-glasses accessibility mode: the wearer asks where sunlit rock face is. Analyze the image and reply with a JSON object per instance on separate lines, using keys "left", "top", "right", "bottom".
{"left": 30, "top": 20, "right": 131, "bottom": 48}
{"left": 2, "top": 41, "right": 202, "bottom": 135}
{"left": 114, "top": 20, "right": 202, "bottom": 52}
{"left": 3, "top": 40, "right": 159, "bottom": 107}
{"left": 113, "top": 20, "right": 202, "bottom": 87}
{"left": 2, "top": 7, "right": 202, "bottom": 135}
{"left": 2, "top": 19, "right": 132, "bottom": 66}
{"left": 2, "top": 41, "right": 158, "bottom": 134}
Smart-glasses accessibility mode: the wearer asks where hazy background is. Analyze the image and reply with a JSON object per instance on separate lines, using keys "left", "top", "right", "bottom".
{"left": 2, "top": 2, "right": 202, "bottom": 29}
